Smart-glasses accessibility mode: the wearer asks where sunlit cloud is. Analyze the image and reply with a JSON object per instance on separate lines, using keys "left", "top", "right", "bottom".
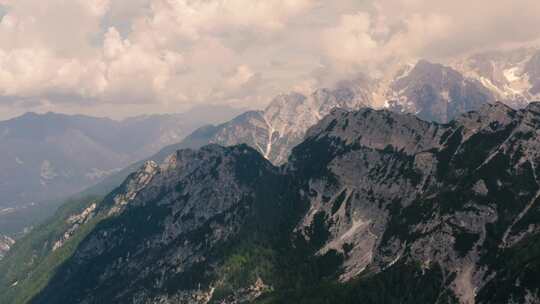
{"left": 0, "top": 0, "right": 539, "bottom": 119}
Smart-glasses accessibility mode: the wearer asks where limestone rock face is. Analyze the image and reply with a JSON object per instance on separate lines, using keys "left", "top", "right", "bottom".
{"left": 289, "top": 101, "right": 540, "bottom": 303}
{"left": 384, "top": 60, "right": 496, "bottom": 123}
{"left": 0, "top": 235, "right": 14, "bottom": 260}
{"left": 206, "top": 86, "right": 374, "bottom": 166}
{"left": 452, "top": 47, "right": 540, "bottom": 108}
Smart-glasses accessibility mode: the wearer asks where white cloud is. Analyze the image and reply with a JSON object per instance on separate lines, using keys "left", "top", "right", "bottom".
{"left": 322, "top": 12, "right": 378, "bottom": 66}
{"left": 1, "top": 0, "right": 540, "bottom": 119}
{"left": 226, "top": 65, "right": 255, "bottom": 89}
{"left": 0, "top": 0, "right": 317, "bottom": 118}
{"left": 101, "top": 27, "right": 185, "bottom": 103}
{"left": 83, "top": 0, "right": 111, "bottom": 17}
{"left": 0, "top": 0, "right": 110, "bottom": 100}
{"left": 139, "top": 0, "right": 313, "bottom": 41}
{"left": 322, "top": 0, "right": 540, "bottom": 69}
{"left": 0, "top": 48, "right": 107, "bottom": 98}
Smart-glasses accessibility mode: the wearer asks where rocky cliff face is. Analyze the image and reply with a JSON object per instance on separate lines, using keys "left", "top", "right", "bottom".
{"left": 26, "top": 102, "right": 540, "bottom": 304}
{"left": 207, "top": 86, "right": 373, "bottom": 165}
{"left": 452, "top": 47, "right": 540, "bottom": 108}
{"left": 0, "top": 235, "right": 15, "bottom": 260}
{"left": 384, "top": 60, "right": 496, "bottom": 123}
{"left": 288, "top": 102, "right": 540, "bottom": 303}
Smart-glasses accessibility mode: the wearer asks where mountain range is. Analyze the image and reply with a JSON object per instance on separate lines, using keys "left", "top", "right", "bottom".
{"left": 2, "top": 47, "right": 540, "bottom": 303}
{"left": 7, "top": 46, "right": 540, "bottom": 217}
{"left": 88, "top": 48, "right": 540, "bottom": 177}
{"left": 81, "top": 51, "right": 540, "bottom": 204}
{"left": 0, "top": 105, "right": 244, "bottom": 235}
{"left": 2, "top": 101, "right": 540, "bottom": 303}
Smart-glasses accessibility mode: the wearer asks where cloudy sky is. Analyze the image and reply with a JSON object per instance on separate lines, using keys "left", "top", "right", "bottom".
{"left": 0, "top": 0, "right": 539, "bottom": 120}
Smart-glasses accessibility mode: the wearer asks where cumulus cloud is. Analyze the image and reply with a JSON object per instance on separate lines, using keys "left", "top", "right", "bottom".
{"left": 1, "top": 0, "right": 540, "bottom": 119}
{"left": 226, "top": 65, "right": 256, "bottom": 89}
{"left": 0, "top": 0, "right": 319, "bottom": 118}
{"left": 134, "top": 0, "right": 313, "bottom": 42}
{"left": 101, "top": 27, "right": 186, "bottom": 103}
{"left": 322, "top": 12, "right": 378, "bottom": 66}
{"left": 322, "top": 0, "right": 540, "bottom": 70}
{"left": 0, "top": 0, "right": 109, "bottom": 100}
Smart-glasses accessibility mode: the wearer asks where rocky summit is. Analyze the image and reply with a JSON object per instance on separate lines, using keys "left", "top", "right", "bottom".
{"left": 3, "top": 102, "right": 538, "bottom": 304}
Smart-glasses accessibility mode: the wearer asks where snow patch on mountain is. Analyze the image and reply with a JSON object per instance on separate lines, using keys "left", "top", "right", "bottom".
{"left": 503, "top": 67, "right": 521, "bottom": 82}
{"left": 451, "top": 47, "right": 540, "bottom": 108}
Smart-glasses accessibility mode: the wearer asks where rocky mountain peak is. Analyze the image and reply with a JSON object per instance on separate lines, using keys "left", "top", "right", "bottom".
{"left": 451, "top": 47, "right": 540, "bottom": 108}
{"left": 525, "top": 100, "right": 540, "bottom": 114}
{"left": 455, "top": 102, "right": 517, "bottom": 132}
{"left": 105, "top": 160, "right": 160, "bottom": 215}
{"left": 200, "top": 84, "right": 374, "bottom": 166}
{"left": 408, "top": 59, "right": 457, "bottom": 80}
{"left": 385, "top": 59, "right": 496, "bottom": 123}
{"left": 523, "top": 51, "right": 540, "bottom": 95}
{"left": 303, "top": 107, "right": 441, "bottom": 155}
